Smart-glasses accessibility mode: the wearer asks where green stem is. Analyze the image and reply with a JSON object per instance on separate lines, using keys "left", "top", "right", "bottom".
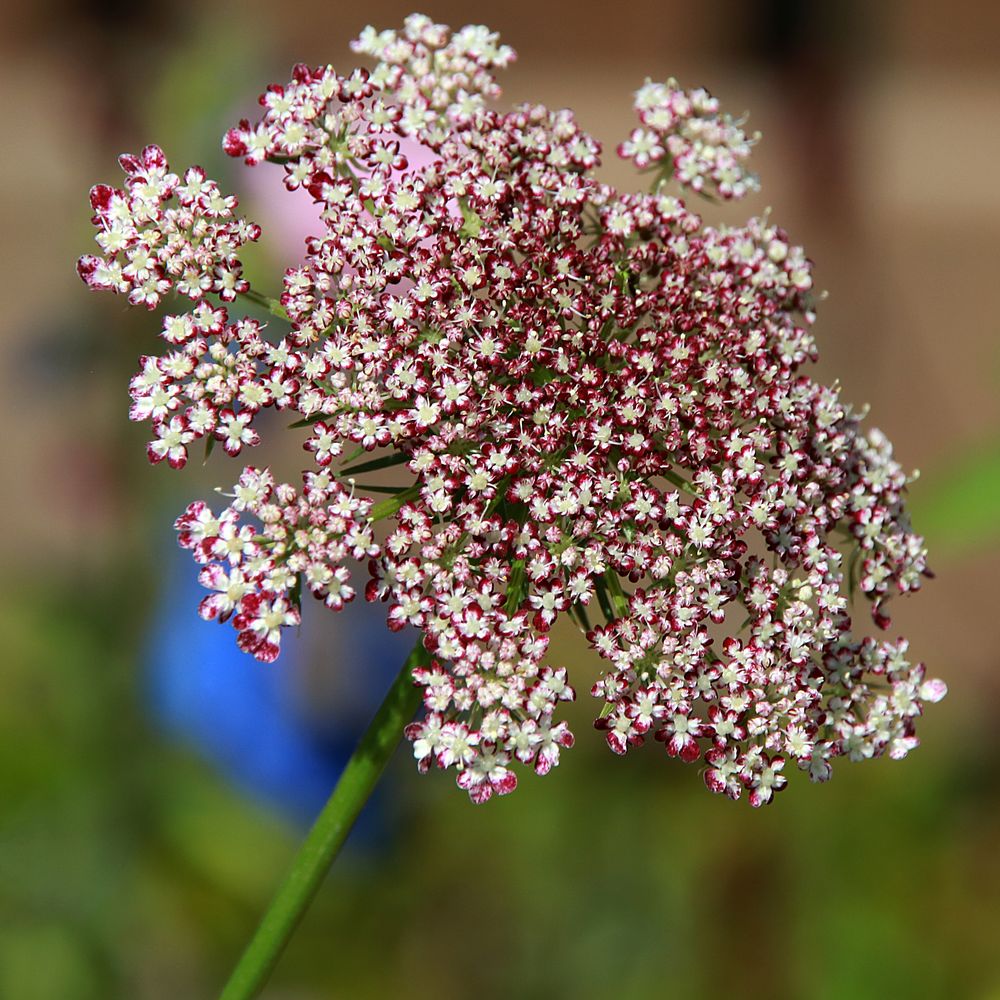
{"left": 370, "top": 485, "right": 421, "bottom": 521}
{"left": 218, "top": 639, "right": 430, "bottom": 1000}
{"left": 239, "top": 287, "right": 289, "bottom": 320}
{"left": 603, "top": 569, "right": 630, "bottom": 620}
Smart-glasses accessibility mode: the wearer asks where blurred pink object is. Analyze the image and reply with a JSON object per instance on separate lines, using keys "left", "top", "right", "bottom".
{"left": 241, "top": 137, "right": 439, "bottom": 262}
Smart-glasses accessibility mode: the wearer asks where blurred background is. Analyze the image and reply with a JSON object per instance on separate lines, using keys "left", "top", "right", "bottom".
{"left": 2, "top": 1, "right": 999, "bottom": 997}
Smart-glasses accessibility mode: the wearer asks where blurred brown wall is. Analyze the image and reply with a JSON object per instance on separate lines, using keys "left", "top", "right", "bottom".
{"left": 2, "top": 0, "right": 998, "bottom": 683}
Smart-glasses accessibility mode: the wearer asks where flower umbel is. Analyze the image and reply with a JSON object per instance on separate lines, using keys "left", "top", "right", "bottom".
{"left": 81, "top": 13, "right": 945, "bottom": 807}
{"left": 78, "top": 145, "right": 260, "bottom": 309}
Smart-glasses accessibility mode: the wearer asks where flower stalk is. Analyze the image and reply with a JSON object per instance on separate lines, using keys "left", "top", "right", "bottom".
{"left": 218, "top": 639, "right": 429, "bottom": 1000}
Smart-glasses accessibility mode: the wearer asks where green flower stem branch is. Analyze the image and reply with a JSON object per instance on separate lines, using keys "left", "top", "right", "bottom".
{"left": 218, "top": 639, "right": 430, "bottom": 1000}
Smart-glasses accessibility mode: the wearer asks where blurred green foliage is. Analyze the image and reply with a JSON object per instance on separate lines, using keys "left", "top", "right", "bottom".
{"left": 913, "top": 438, "right": 1000, "bottom": 554}
{"left": 2, "top": 572, "right": 998, "bottom": 999}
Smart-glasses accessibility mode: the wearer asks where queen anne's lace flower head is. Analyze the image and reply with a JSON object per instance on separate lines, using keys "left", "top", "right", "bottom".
{"left": 619, "top": 78, "right": 760, "bottom": 200}
{"left": 78, "top": 145, "right": 260, "bottom": 309}
{"left": 80, "top": 14, "right": 945, "bottom": 806}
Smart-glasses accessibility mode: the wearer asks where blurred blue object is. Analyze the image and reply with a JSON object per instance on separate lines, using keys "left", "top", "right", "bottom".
{"left": 144, "top": 542, "right": 414, "bottom": 835}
